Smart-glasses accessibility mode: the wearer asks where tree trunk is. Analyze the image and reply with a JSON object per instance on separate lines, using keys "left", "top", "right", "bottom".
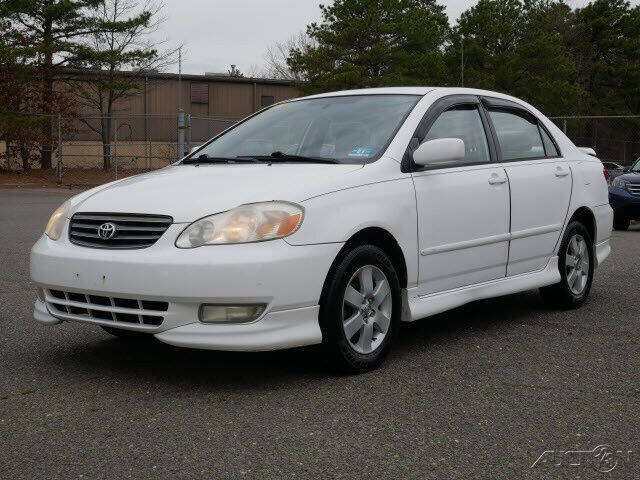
{"left": 20, "top": 142, "right": 31, "bottom": 171}
{"left": 40, "top": 11, "right": 53, "bottom": 170}
{"left": 101, "top": 116, "right": 112, "bottom": 170}
{"left": 5, "top": 137, "right": 11, "bottom": 171}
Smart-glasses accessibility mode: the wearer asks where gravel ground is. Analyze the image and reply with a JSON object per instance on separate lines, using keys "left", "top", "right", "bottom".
{"left": 1, "top": 189, "right": 638, "bottom": 480}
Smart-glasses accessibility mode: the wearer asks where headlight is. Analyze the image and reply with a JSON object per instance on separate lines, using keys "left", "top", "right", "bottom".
{"left": 176, "top": 201, "right": 304, "bottom": 248}
{"left": 612, "top": 177, "right": 628, "bottom": 190}
{"left": 44, "top": 200, "right": 71, "bottom": 240}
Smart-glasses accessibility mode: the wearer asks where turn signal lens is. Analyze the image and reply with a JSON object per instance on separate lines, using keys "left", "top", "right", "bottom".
{"left": 176, "top": 201, "right": 304, "bottom": 248}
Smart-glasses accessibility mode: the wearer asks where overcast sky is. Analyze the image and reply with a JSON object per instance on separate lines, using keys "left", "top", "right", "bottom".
{"left": 159, "top": 0, "right": 638, "bottom": 76}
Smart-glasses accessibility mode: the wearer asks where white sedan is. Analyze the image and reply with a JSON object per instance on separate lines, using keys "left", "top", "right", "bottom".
{"left": 31, "top": 87, "right": 613, "bottom": 372}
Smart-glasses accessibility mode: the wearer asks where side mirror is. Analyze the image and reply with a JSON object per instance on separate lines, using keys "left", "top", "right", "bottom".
{"left": 190, "top": 145, "right": 201, "bottom": 154}
{"left": 412, "top": 138, "right": 465, "bottom": 167}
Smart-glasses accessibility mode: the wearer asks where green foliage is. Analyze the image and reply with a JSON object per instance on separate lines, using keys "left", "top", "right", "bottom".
{"left": 1, "top": 0, "right": 164, "bottom": 170}
{"left": 2, "top": 0, "right": 106, "bottom": 69}
{"left": 445, "top": 0, "right": 581, "bottom": 115}
{"left": 67, "top": 0, "right": 165, "bottom": 170}
{"left": 289, "top": 0, "right": 640, "bottom": 117}
{"left": 287, "top": 0, "right": 450, "bottom": 94}
{"left": 571, "top": 0, "right": 640, "bottom": 114}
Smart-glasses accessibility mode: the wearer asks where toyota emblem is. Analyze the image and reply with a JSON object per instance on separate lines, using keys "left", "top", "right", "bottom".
{"left": 97, "top": 222, "right": 117, "bottom": 240}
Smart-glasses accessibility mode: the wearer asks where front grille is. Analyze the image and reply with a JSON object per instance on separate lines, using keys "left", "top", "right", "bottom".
{"left": 46, "top": 289, "right": 168, "bottom": 326}
{"left": 628, "top": 183, "right": 640, "bottom": 196}
{"left": 69, "top": 213, "right": 172, "bottom": 249}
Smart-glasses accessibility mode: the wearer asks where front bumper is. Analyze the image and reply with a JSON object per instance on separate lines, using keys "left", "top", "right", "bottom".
{"left": 609, "top": 188, "right": 640, "bottom": 219}
{"left": 31, "top": 223, "right": 342, "bottom": 350}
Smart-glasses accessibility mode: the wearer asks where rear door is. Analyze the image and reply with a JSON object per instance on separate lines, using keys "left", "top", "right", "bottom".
{"left": 482, "top": 97, "right": 572, "bottom": 276}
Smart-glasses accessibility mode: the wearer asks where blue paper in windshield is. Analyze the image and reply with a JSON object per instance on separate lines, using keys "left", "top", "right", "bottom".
{"left": 348, "top": 146, "right": 375, "bottom": 157}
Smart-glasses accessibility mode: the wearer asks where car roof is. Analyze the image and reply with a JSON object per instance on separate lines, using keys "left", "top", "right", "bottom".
{"left": 297, "top": 87, "right": 436, "bottom": 99}
{"left": 292, "top": 87, "right": 537, "bottom": 107}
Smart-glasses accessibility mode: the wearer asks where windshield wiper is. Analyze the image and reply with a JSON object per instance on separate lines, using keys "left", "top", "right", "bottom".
{"left": 248, "top": 151, "right": 340, "bottom": 164}
{"left": 182, "top": 154, "right": 260, "bottom": 164}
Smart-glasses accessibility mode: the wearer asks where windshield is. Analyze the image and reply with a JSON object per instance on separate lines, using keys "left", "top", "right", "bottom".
{"left": 187, "top": 94, "right": 420, "bottom": 164}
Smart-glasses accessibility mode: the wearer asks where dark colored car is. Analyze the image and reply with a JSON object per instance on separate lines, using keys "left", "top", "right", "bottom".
{"left": 609, "top": 159, "right": 640, "bottom": 230}
{"left": 602, "top": 161, "right": 627, "bottom": 182}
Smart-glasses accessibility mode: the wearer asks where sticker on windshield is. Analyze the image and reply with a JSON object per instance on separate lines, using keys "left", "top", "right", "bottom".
{"left": 348, "top": 146, "right": 375, "bottom": 158}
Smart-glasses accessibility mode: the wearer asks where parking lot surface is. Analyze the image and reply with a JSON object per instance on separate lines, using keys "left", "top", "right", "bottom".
{"left": 1, "top": 189, "right": 639, "bottom": 479}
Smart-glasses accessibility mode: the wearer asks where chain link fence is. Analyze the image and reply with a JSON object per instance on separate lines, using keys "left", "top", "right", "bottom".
{"left": 2, "top": 112, "right": 640, "bottom": 185}
{"left": 550, "top": 115, "right": 640, "bottom": 166}
{"left": 1, "top": 112, "right": 239, "bottom": 185}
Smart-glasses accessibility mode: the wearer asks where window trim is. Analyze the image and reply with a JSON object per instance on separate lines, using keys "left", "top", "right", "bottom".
{"left": 402, "top": 95, "right": 498, "bottom": 173}
{"left": 480, "top": 96, "right": 562, "bottom": 163}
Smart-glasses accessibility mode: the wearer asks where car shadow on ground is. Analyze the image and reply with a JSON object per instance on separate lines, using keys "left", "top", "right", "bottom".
{"left": 42, "top": 288, "right": 556, "bottom": 389}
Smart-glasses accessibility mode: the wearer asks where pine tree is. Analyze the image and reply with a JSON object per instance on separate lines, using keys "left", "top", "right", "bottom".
{"left": 287, "top": 0, "right": 450, "bottom": 93}
{"left": 2, "top": 0, "right": 109, "bottom": 168}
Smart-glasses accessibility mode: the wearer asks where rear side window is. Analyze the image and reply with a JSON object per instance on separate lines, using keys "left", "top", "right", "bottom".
{"left": 424, "top": 105, "right": 490, "bottom": 165}
{"left": 488, "top": 110, "right": 544, "bottom": 160}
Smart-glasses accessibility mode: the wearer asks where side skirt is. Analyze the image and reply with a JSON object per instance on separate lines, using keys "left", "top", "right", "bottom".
{"left": 405, "top": 257, "right": 560, "bottom": 322}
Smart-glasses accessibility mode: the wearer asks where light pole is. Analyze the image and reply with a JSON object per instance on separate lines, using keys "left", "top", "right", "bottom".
{"left": 461, "top": 34, "right": 465, "bottom": 87}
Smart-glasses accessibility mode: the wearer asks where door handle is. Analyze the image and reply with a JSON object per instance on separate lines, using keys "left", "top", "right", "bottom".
{"left": 488, "top": 175, "right": 507, "bottom": 185}
{"left": 555, "top": 167, "right": 569, "bottom": 177}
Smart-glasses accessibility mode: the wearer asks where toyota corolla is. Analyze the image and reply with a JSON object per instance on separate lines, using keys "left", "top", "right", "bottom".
{"left": 31, "top": 87, "right": 613, "bottom": 372}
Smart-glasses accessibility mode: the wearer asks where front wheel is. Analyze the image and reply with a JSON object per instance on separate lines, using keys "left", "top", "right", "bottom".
{"left": 540, "top": 221, "right": 594, "bottom": 309}
{"left": 319, "top": 245, "right": 401, "bottom": 373}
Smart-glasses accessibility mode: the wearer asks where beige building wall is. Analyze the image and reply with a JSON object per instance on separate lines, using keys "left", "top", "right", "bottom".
{"left": 59, "top": 71, "right": 299, "bottom": 143}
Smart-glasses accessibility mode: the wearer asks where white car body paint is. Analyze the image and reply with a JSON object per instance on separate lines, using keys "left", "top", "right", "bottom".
{"left": 30, "top": 87, "right": 613, "bottom": 352}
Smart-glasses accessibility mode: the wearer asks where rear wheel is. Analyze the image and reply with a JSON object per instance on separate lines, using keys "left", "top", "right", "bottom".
{"left": 319, "top": 245, "right": 401, "bottom": 373}
{"left": 613, "top": 214, "right": 630, "bottom": 231}
{"left": 540, "top": 221, "right": 594, "bottom": 309}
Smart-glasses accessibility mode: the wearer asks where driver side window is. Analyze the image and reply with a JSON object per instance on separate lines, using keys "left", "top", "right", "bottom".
{"left": 424, "top": 105, "right": 490, "bottom": 165}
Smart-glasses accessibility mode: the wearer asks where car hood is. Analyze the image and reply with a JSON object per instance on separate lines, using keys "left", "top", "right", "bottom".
{"left": 617, "top": 172, "right": 640, "bottom": 181}
{"left": 69, "top": 163, "right": 365, "bottom": 222}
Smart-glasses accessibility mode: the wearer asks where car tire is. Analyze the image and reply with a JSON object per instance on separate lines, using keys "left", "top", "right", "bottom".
{"left": 319, "top": 245, "right": 401, "bottom": 374}
{"left": 613, "top": 214, "right": 630, "bottom": 231}
{"left": 540, "top": 221, "right": 594, "bottom": 309}
{"left": 101, "top": 325, "right": 153, "bottom": 341}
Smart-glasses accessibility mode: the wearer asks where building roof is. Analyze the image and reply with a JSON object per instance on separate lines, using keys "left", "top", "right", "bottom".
{"left": 60, "top": 68, "right": 295, "bottom": 86}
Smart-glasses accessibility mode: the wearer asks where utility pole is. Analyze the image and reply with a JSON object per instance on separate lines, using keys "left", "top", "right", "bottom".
{"left": 461, "top": 34, "right": 465, "bottom": 88}
{"left": 178, "top": 46, "right": 183, "bottom": 111}
{"left": 177, "top": 46, "right": 185, "bottom": 160}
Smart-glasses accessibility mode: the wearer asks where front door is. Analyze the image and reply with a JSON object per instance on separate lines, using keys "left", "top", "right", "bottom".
{"left": 412, "top": 100, "right": 510, "bottom": 295}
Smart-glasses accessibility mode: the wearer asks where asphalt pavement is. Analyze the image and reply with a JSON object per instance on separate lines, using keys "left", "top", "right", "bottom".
{"left": 1, "top": 188, "right": 639, "bottom": 479}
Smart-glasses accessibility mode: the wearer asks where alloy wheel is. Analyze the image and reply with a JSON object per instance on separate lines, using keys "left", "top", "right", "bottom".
{"left": 341, "top": 265, "right": 393, "bottom": 354}
{"left": 565, "top": 234, "right": 590, "bottom": 295}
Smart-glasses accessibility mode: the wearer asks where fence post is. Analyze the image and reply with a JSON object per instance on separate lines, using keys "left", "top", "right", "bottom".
{"left": 114, "top": 117, "right": 118, "bottom": 180}
{"left": 177, "top": 110, "right": 185, "bottom": 160}
{"left": 563, "top": 119, "right": 567, "bottom": 134}
{"left": 5, "top": 137, "right": 10, "bottom": 171}
{"left": 186, "top": 114, "right": 192, "bottom": 154}
{"left": 57, "top": 114, "right": 63, "bottom": 184}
